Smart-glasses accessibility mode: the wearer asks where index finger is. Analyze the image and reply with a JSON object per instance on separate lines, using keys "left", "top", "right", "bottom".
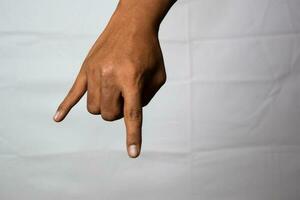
{"left": 123, "top": 88, "right": 143, "bottom": 158}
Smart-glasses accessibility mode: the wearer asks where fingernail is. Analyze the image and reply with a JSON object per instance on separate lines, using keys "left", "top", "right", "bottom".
{"left": 53, "top": 111, "right": 61, "bottom": 121}
{"left": 128, "top": 144, "right": 138, "bottom": 158}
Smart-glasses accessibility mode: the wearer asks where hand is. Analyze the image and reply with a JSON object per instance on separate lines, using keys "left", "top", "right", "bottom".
{"left": 53, "top": 0, "right": 176, "bottom": 158}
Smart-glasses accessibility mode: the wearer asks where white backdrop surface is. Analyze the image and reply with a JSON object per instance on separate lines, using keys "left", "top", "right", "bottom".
{"left": 1, "top": 0, "right": 300, "bottom": 199}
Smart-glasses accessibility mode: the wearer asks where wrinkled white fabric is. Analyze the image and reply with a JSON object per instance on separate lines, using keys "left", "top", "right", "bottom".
{"left": 1, "top": 0, "right": 300, "bottom": 199}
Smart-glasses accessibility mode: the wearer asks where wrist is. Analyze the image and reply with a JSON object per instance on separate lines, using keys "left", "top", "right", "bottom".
{"left": 114, "top": 0, "right": 176, "bottom": 33}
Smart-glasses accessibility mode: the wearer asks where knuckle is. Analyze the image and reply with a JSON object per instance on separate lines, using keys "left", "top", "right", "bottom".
{"left": 122, "top": 63, "right": 141, "bottom": 79}
{"left": 142, "top": 101, "right": 150, "bottom": 107}
{"left": 125, "top": 108, "right": 142, "bottom": 121}
{"left": 101, "top": 111, "right": 121, "bottom": 121}
{"left": 101, "top": 64, "right": 114, "bottom": 78}
{"left": 130, "top": 69, "right": 143, "bottom": 80}
{"left": 87, "top": 104, "right": 100, "bottom": 115}
{"left": 142, "top": 97, "right": 151, "bottom": 107}
{"left": 159, "top": 72, "right": 167, "bottom": 86}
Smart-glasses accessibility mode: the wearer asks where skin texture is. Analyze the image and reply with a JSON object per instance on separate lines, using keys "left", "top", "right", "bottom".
{"left": 53, "top": 0, "right": 177, "bottom": 158}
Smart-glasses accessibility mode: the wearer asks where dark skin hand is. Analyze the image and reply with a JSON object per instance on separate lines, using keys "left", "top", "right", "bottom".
{"left": 53, "top": 0, "right": 177, "bottom": 158}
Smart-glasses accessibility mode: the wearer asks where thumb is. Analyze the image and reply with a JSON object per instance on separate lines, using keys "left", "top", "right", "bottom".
{"left": 53, "top": 69, "right": 87, "bottom": 122}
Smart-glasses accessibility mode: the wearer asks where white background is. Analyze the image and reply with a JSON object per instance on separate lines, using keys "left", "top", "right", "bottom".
{"left": 1, "top": 0, "right": 300, "bottom": 199}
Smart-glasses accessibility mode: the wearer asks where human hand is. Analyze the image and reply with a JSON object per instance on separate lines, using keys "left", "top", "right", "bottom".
{"left": 53, "top": 0, "right": 176, "bottom": 158}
